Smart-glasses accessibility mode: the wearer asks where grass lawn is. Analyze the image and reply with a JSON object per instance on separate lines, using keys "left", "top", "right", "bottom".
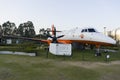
{"left": 0, "top": 55, "right": 120, "bottom": 80}
{"left": 0, "top": 45, "right": 120, "bottom": 80}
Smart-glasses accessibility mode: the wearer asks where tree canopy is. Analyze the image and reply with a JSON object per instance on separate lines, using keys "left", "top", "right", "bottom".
{"left": 2, "top": 21, "right": 17, "bottom": 35}
{"left": 18, "top": 21, "right": 36, "bottom": 37}
{"left": 0, "top": 21, "right": 36, "bottom": 38}
{"left": 0, "top": 21, "right": 50, "bottom": 39}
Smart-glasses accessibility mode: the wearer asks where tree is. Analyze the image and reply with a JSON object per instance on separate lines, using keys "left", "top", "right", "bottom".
{"left": 27, "top": 21, "right": 36, "bottom": 37}
{"left": 18, "top": 23, "right": 24, "bottom": 36}
{"left": 39, "top": 28, "right": 50, "bottom": 39}
{"left": 18, "top": 21, "right": 36, "bottom": 37}
{"left": 12, "top": 27, "right": 18, "bottom": 36}
{"left": 2, "top": 21, "right": 17, "bottom": 35}
{"left": 0, "top": 25, "right": 3, "bottom": 36}
{"left": 39, "top": 28, "right": 46, "bottom": 35}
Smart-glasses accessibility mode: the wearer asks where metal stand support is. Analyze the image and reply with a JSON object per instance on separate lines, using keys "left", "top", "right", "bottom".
{"left": 45, "top": 47, "right": 49, "bottom": 58}
{"left": 95, "top": 48, "right": 101, "bottom": 56}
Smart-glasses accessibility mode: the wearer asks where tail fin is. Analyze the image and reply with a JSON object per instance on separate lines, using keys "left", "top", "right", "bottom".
{"left": 51, "top": 24, "right": 56, "bottom": 36}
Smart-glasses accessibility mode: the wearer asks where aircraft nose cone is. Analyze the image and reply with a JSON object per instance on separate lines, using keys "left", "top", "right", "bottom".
{"left": 103, "top": 35, "right": 116, "bottom": 45}
{"left": 95, "top": 33, "right": 116, "bottom": 45}
{"left": 108, "top": 37, "right": 116, "bottom": 45}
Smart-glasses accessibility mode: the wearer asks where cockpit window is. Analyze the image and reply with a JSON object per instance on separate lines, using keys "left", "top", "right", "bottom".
{"left": 88, "top": 28, "right": 96, "bottom": 32}
{"left": 81, "top": 29, "right": 87, "bottom": 32}
{"left": 85, "top": 29, "right": 87, "bottom": 32}
{"left": 81, "top": 29, "right": 85, "bottom": 32}
{"left": 81, "top": 28, "right": 97, "bottom": 33}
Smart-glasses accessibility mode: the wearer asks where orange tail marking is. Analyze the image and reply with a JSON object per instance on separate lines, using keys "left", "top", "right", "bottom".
{"left": 51, "top": 24, "right": 55, "bottom": 35}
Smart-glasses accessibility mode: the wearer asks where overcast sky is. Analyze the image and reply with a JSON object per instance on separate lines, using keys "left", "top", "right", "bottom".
{"left": 0, "top": 0, "right": 120, "bottom": 33}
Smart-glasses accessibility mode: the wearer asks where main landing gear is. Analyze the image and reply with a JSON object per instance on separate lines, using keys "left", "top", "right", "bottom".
{"left": 95, "top": 45, "right": 101, "bottom": 56}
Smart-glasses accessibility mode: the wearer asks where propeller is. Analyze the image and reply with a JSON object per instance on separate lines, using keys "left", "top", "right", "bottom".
{"left": 48, "top": 24, "right": 64, "bottom": 43}
{"left": 52, "top": 24, "right": 56, "bottom": 36}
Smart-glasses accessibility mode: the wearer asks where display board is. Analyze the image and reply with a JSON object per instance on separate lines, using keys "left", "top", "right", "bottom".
{"left": 49, "top": 43, "right": 72, "bottom": 56}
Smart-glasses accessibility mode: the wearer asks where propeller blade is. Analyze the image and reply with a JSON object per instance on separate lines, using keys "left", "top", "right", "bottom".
{"left": 51, "top": 24, "right": 56, "bottom": 36}
{"left": 57, "top": 35, "right": 64, "bottom": 38}
{"left": 47, "top": 35, "right": 53, "bottom": 38}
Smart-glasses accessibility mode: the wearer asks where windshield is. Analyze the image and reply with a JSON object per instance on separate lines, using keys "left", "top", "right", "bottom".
{"left": 88, "top": 28, "right": 96, "bottom": 32}
{"left": 81, "top": 28, "right": 97, "bottom": 33}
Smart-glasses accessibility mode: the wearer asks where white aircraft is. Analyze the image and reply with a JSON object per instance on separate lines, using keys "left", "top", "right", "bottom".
{"left": 41, "top": 24, "right": 116, "bottom": 56}
{"left": 44, "top": 24, "right": 116, "bottom": 46}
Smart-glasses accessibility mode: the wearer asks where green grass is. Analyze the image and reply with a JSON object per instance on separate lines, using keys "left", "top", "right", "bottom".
{"left": 0, "top": 44, "right": 120, "bottom": 61}
{"left": 44, "top": 49, "right": 120, "bottom": 62}
{"left": 0, "top": 55, "right": 97, "bottom": 80}
{"left": 0, "top": 45, "right": 120, "bottom": 80}
{"left": 0, "top": 55, "right": 120, "bottom": 80}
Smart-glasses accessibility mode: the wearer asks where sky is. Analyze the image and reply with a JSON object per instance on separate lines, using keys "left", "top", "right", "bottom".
{"left": 0, "top": 0, "right": 120, "bottom": 34}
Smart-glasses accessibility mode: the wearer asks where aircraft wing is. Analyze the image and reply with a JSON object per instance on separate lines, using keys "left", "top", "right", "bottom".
{"left": 1, "top": 35, "right": 65, "bottom": 44}
{"left": 1, "top": 35, "right": 50, "bottom": 44}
